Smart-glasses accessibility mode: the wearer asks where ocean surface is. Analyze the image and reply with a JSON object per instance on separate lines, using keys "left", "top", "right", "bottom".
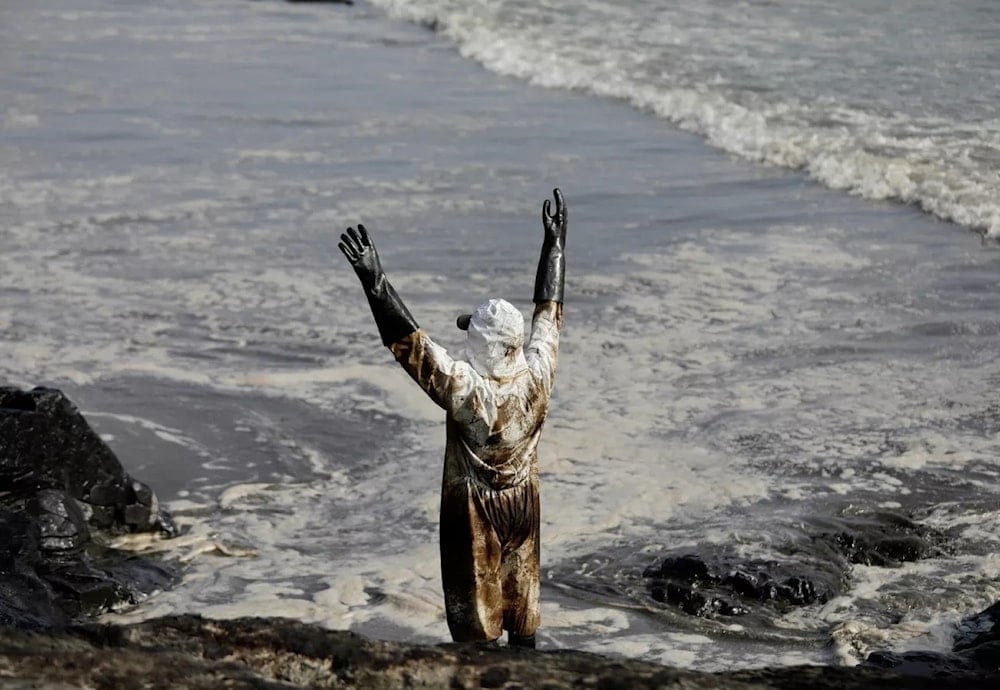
{"left": 2, "top": 0, "right": 999, "bottom": 671}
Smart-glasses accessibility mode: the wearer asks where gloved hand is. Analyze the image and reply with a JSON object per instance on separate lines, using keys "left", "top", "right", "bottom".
{"left": 338, "top": 224, "right": 383, "bottom": 291}
{"left": 338, "top": 223, "right": 419, "bottom": 347}
{"left": 535, "top": 188, "right": 567, "bottom": 304}
{"left": 542, "top": 188, "right": 567, "bottom": 248}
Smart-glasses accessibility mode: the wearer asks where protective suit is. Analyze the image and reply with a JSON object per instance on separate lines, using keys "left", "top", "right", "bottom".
{"left": 339, "top": 189, "right": 567, "bottom": 647}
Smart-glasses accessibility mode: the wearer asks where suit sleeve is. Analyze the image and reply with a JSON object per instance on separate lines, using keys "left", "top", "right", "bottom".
{"left": 524, "top": 301, "right": 563, "bottom": 393}
{"left": 389, "top": 329, "right": 479, "bottom": 415}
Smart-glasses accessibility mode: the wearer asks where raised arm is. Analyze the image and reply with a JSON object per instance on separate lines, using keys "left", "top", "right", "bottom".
{"left": 389, "top": 330, "right": 478, "bottom": 413}
{"left": 533, "top": 188, "right": 567, "bottom": 306}
{"left": 339, "top": 223, "right": 419, "bottom": 347}
{"left": 526, "top": 189, "right": 567, "bottom": 388}
{"left": 339, "top": 224, "right": 477, "bottom": 413}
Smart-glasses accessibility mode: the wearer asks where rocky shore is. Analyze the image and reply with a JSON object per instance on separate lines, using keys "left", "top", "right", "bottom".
{"left": 0, "top": 386, "right": 175, "bottom": 630}
{"left": 1, "top": 386, "right": 998, "bottom": 687}
{"left": 0, "top": 613, "right": 995, "bottom": 690}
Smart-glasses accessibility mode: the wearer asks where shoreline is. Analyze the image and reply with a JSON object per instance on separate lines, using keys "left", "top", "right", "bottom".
{"left": 2, "top": 614, "right": 997, "bottom": 689}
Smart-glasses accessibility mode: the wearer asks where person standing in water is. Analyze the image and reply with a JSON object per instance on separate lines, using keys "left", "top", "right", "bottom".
{"left": 338, "top": 189, "right": 567, "bottom": 648}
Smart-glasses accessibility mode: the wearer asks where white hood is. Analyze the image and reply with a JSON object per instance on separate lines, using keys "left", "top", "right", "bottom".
{"left": 463, "top": 298, "right": 529, "bottom": 380}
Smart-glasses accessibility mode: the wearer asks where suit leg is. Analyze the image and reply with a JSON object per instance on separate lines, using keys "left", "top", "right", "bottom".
{"left": 500, "top": 479, "right": 540, "bottom": 638}
{"left": 440, "top": 481, "right": 504, "bottom": 641}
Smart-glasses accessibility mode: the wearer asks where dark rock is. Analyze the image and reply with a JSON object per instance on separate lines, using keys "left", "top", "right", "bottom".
{"left": 86, "top": 478, "right": 128, "bottom": 507}
{"left": 862, "top": 599, "right": 1000, "bottom": 677}
{"left": 130, "top": 478, "right": 154, "bottom": 507}
{"left": 648, "top": 575, "right": 747, "bottom": 618}
{"left": 953, "top": 600, "right": 1000, "bottom": 652}
{"left": 722, "top": 569, "right": 762, "bottom": 598}
{"left": 641, "top": 563, "right": 661, "bottom": 579}
{"left": 814, "top": 512, "right": 943, "bottom": 568}
{"left": 45, "top": 563, "right": 124, "bottom": 616}
{"left": 657, "top": 554, "right": 715, "bottom": 584}
{"left": 775, "top": 576, "right": 820, "bottom": 606}
{"left": 124, "top": 501, "right": 151, "bottom": 528}
{"left": 0, "top": 507, "right": 42, "bottom": 565}
{"left": 872, "top": 535, "right": 927, "bottom": 563}
{"left": 642, "top": 552, "right": 835, "bottom": 619}
{"left": 951, "top": 600, "right": 1000, "bottom": 673}
{"left": 0, "top": 386, "right": 173, "bottom": 534}
{"left": 637, "top": 511, "right": 943, "bottom": 620}
{"left": 83, "top": 502, "right": 119, "bottom": 530}
{"left": 0, "top": 614, "right": 995, "bottom": 689}
{"left": 863, "top": 649, "right": 977, "bottom": 676}
{"left": 0, "top": 388, "right": 38, "bottom": 411}
{"left": 0, "top": 386, "right": 177, "bottom": 629}
{"left": 964, "top": 640, "right": 1000, "bottom": 673}
{"left": 718, "top": 600, "right": 750, "bottom": 616}
{"left": 27, "top": 489, "right": 91, "bottom": 553}
{"left": 0, "top": 508, "right": 66, "bottom": 630}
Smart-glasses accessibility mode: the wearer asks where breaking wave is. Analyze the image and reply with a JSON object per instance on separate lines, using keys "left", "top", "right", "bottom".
{"left": 371, "top": 0, "right": 1000, "bottom": 236}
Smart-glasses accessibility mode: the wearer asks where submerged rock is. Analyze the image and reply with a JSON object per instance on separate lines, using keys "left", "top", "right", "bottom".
{"left": 864, "top": 599, "right": 1000, "bottom": 677}
{"left": 0, "top": 614, "right": 994, "bottom": 689}
{"left": 811, "top": 511, "right": 944, "bottom": 567}
{"left": 643, "top": 552, "right": 837, "bottom": 619}
{"left": 0, "top": 386, "right": 176, "bottom": 629}
{"left": 639, "top": 511, "right": 945, "bottom": 620}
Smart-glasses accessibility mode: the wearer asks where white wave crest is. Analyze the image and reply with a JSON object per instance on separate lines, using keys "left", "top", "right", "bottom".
{"left": 371, "top": 0, "right": 1000, "bottom": 236}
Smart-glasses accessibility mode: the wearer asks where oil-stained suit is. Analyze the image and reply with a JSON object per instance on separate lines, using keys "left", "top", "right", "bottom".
{"left": 338, "top": 189, "right": 567, "bottom": 648}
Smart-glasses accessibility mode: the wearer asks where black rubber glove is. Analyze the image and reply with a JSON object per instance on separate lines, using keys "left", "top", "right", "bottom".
{"left": 534, "top": 188, "right": 567, "bottom": 304}
{"left": 339, "top": 224, "right": 419, "bottom": 347}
